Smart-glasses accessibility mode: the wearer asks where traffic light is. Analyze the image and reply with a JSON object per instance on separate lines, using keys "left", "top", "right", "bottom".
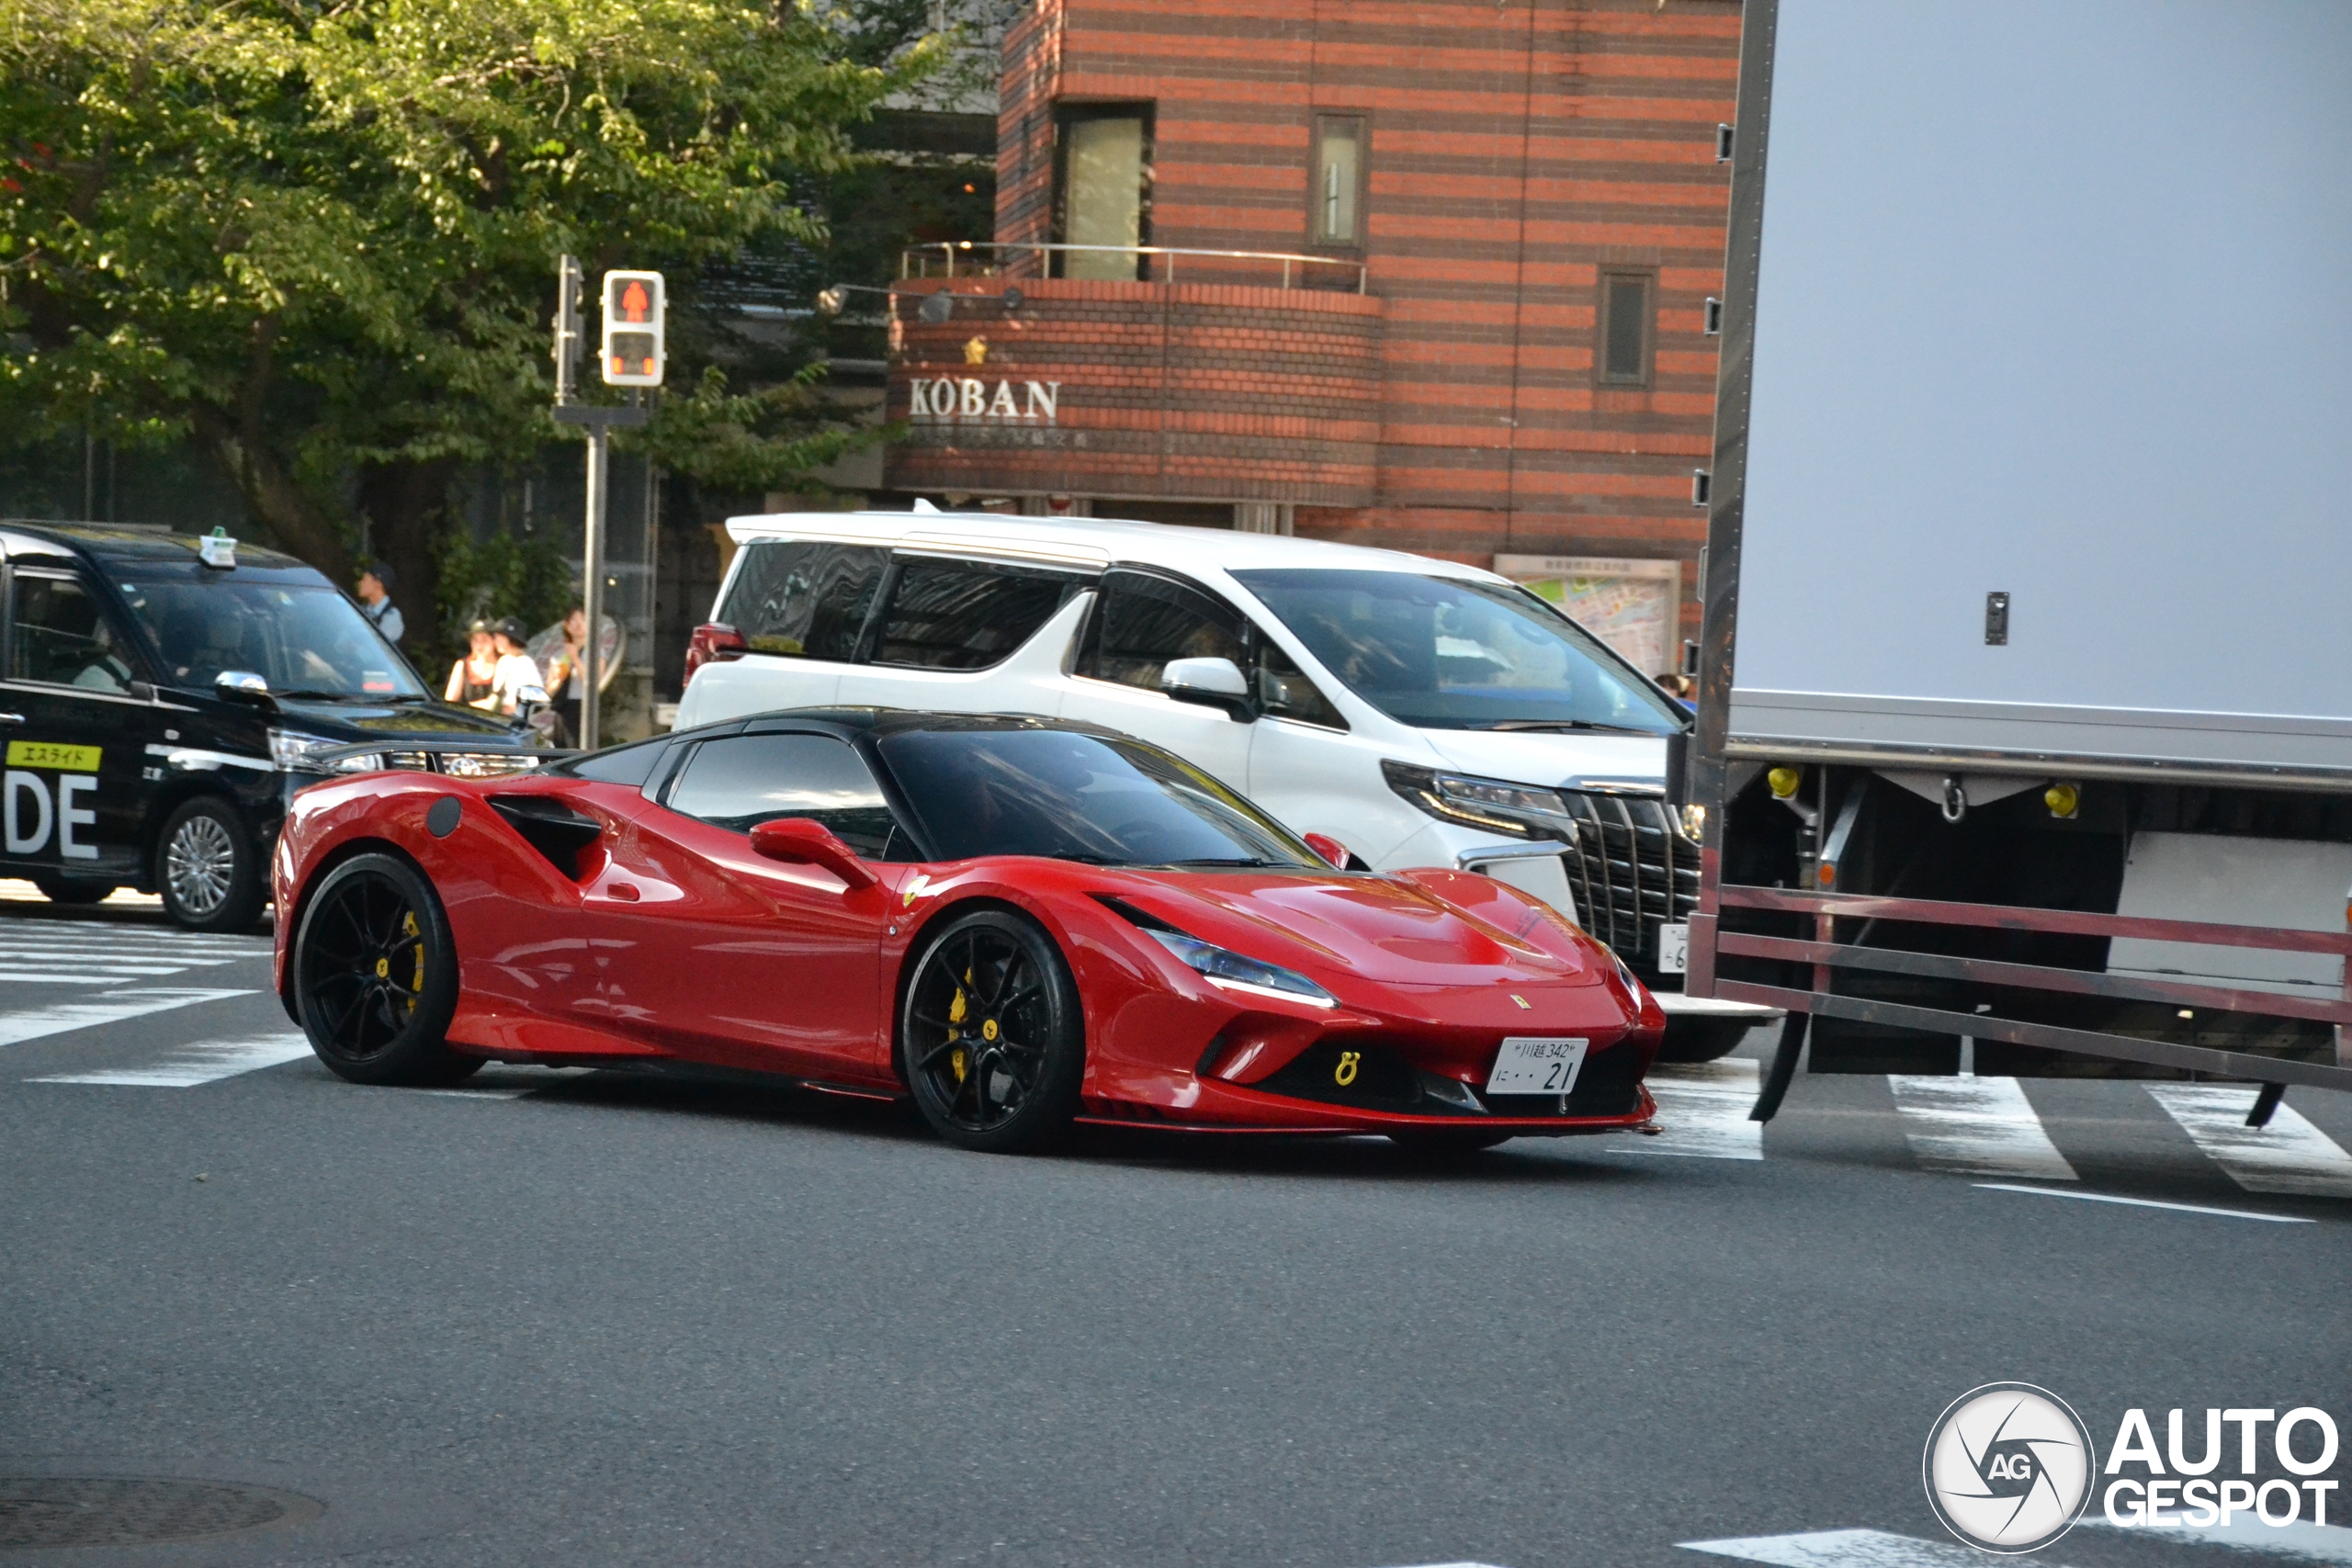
{"left": 600, "top": 270, "right": 664, "bottom": 387}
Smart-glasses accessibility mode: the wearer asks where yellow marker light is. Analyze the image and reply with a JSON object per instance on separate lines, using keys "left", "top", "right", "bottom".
{"left": 2045, "top": 783, "right": 2080, "bottom": 819}
{"left": 1767, "top": 766, "right": 1802, "bottom": 799}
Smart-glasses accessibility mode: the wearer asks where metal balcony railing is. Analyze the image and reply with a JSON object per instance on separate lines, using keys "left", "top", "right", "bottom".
{"left": 900, "top": 242, "right": 1369, "bottom": 294}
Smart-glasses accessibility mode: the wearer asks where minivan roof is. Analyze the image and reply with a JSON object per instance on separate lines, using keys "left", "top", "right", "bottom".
{"left": 723, "top": 509, "right": 1506, "bottom": 584}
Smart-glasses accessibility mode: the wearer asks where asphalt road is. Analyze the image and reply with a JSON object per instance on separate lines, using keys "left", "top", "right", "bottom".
{"left": 3, "top": 897, "right": 2347, "bottom": 1568}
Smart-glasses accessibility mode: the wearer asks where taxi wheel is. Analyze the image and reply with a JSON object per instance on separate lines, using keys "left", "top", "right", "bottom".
{"left": 31, "top": 875, "right": 115, "bottom": 906}
{"left": 293, "top": 852, "right": 475, "bottom": 1087}
{"left": 156, "top": 796, "right": 265, "bottom": 932}
{"left": 899, "top": 909, "right": 1084, "bottom": 1154}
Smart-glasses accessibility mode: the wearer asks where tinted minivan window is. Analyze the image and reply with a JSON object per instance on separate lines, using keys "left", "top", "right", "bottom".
{"left": 1076, "top": 570, "right": 1245, "bottom": 690}
{"left": 717, "top": 542, "right": 888, "bottom": 660}
{"left": 871, "top": 559, "right": 1073, "bottom": 671}
{"left": 665, "top": 732, "right": 903, "bottom": 857}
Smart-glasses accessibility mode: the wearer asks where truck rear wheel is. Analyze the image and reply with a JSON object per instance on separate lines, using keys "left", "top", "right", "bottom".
{"left": 157, "top": 797, "right": 265, "bottom": 932}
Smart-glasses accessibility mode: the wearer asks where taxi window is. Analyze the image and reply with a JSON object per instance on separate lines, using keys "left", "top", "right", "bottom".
{"left": 9, "top": 574, "right": 138, "bottom": 694}
{"left": 115, "top": 578, "right": 427, "bottom": 699}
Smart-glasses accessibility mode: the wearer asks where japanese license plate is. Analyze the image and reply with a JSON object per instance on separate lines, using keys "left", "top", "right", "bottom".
{"left": 1658, "top": 920, "right": 1690, "bottom": 975}
{"left": 1486, "top": 1036, "right": 1589, "bottom": 1096}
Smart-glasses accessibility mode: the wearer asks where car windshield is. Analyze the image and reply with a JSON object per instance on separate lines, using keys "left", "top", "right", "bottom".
{"left": 878, "top": 728, "right": 1324, "bottom": 870}
{"left": 1232, "top": 568, "right": 1684, "bottom": 733}
{"left": 117, "top": 577, "right": 427, "bottom": 700}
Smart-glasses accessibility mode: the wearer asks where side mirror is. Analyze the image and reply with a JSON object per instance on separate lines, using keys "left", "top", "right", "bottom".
{"left": 1159, "top": 656, "right": 1254, "bottom": 721}
{"left": 1303, "top": 832, "right": 1352, "bottom": 870}
{"left": 749, "top": 818, "right": 878, "bottom": 891}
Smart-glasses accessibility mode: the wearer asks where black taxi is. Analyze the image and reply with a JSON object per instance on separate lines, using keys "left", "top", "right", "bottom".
{"left": 0, "top": 523, "right": 540, "bottom": 930}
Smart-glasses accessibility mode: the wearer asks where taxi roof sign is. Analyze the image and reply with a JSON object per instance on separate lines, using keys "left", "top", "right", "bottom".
{"left": 198, "top": 527, "right": 237, "bottom": 569}
{"left": 601, "top": 270, "right": 665, "bottom": 388}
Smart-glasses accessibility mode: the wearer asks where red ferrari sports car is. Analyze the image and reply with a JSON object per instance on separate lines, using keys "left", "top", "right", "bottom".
{"left": 272, "top": 710, "right": 1663, "bottom": 1152}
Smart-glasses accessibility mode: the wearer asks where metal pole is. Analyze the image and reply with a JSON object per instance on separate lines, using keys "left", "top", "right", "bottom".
{"left": 581, "top": 423, "right": 606, "bottom": 751}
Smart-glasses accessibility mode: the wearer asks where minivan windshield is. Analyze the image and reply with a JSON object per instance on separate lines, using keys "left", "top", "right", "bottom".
{"left": 116, "top": 577, "right": 428, "bottom": 700}
{"left": 879, "top": 728, "right": 1324, "bottom": 870}
{"left": 1232, "top": 568, "right": 1684, "bottom": 734}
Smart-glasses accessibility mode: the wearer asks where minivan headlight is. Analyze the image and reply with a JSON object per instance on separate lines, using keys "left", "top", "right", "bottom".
{"left": 1145, "top": 929, "right": 1336, "bottom": 1009}
{"left": 1381, "top": 761, "right": 1573, "bottom": 840}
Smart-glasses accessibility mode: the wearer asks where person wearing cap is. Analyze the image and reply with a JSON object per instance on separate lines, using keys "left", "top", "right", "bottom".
{"left": 489, "top": 618, "right": 544, "bottom": 717}
{"left": 356, "top": 559, "right": 404, "bottom": 644}
{"left": 446, "top": 619, "right": 500, "bottom": 709}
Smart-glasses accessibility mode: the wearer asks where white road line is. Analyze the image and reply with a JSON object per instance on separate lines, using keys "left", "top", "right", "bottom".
{"left": 1887, "top": 1075, "right": 2077, "bottom": 1181}
{"left": 2086, "top": 1516, "right": 2352, "bottom": 1563}
{"left": 1976, "top": 1182, "right": 2313, "bottom": 1223}
{"left": 0, "top": 988, "right": 256, "bottom": 1048}
{"left": 1623, "top": 1059, "right": 1764, "bottom": 1159}
{"left": 1681, "top": 1528, "right": 1988, "bottom": 1568}
{"left": 2146, "top": 1085, "right": 2352, "bottom": 1199}
{"left": 34, "top": 1032, "right": 312, "bottom": 1087}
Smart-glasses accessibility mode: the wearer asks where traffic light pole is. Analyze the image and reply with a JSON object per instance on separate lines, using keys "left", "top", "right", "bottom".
{"left": 552, "top": 402, "right": 647, "bottom": 751}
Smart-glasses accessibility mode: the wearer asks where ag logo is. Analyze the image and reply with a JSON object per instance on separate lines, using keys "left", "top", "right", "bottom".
{"left": 1924, "top": 1382, "right": 2096, "bottom": 1553}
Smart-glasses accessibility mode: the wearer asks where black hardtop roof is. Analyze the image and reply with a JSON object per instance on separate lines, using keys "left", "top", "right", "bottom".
{"left": 673, "top": 706, "right": 1128, "bottom": 745}
{"left": 0, "top": 522, "right": 319, "bottom": 575}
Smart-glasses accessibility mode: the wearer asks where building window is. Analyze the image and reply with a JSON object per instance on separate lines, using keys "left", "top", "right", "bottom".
{"left": 1053, "top": 104, "right": 1152, "bottom": 281}
{"left": 1598, "top": 270, "right": 1655, "bottom": 387}
{"left": 1311, "top": 114, "right": 1366, "bottom": 247}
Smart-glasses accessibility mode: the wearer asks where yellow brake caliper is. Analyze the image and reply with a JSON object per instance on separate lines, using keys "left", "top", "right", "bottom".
{"left": 403, "top": 910, "right": 423, "bottom": 1014}
{"left": 946, "top": 971, "right": 969, "bottom": 1082}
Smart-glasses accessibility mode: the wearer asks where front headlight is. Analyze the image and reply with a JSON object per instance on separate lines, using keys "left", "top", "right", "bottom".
{"left": 1381, "top": 761, "right": 1575, "bottom": 840}
{"left": 268, "top": 728, "right": 345, "bottom": 773}
{"left": 1145, "top": 929, "right": 1337, "bottom": 1009}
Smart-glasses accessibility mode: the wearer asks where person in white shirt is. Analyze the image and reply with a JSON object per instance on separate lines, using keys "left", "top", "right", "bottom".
{"left": 488, "top": 618, "right": 543, "bottom": 716}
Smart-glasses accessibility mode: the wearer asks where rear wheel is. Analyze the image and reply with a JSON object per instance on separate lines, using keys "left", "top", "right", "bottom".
{"left": 31, "top": 874, "right": 114, "bottom": 906}
{"left": 292, "top": 852, "right": 477, "bottom": 1086}
{"left": 157, "top": 796, "right": 265, "bottom": 932}
{"left": 899, "top": 910, "right": 1083, "bottom": 1153}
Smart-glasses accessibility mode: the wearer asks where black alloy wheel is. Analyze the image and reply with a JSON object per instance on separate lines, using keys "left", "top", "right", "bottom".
{"left": 899, "top": 909, "right": 1084, "bottom": 1153}
{"left": 156, "top": 795, "right": 266, "bottom": 932}
{"left": 292, "top": 852, "right": 478, "bottom": 1086}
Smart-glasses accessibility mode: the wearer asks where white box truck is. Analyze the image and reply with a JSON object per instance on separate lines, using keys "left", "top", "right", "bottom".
{"left": 1680, "top": 0, "right": 2352, "bottom": 1121}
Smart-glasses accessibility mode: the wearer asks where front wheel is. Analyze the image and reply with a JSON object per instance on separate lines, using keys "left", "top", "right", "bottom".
{"left": 292, "top": 852, "right": 477, "bottom": 1086}
{"left": 899, "top": 910, "right": 1084, "bottom": 1153}
{"left": 156, "top": 796, "right": 265, "bottom": 931}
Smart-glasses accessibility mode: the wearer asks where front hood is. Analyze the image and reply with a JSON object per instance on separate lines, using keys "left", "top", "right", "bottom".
{"left": 263, "top": 696, "right": 528, "bottom": 743}
{"left": 1116, "top": 870, "right": 1603, "bottom": 990}
{"left": 1411, "top": 728, "right": 1668, "bottom": 792}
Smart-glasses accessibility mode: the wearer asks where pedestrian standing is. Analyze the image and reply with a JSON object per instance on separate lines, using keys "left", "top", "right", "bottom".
{"left": 357, "top": 559, "right": 405, "bottom": 644}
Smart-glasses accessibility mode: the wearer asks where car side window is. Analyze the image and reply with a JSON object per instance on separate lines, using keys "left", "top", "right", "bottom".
{"left": 1254, "top": 637, "right": 1347, "bottom": 729}
{"left": 1076, "top": 570, "right": 1247, "bottom": 691}
{"left": 9, "top": 572, "right": 137, "bottom": 694}
{"left": 869, "top": 558, "right": 1074, "bottom": 671}
{"left": 663, "top": 733, "right": 910, "bottom": 859}
{"left": 716, "top": 541, "right": 888, "bottom": 661}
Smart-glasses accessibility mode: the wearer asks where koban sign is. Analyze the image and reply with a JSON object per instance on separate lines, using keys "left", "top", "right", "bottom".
{"left": 908, "top": 378, "right": 1061, "bottom": 424}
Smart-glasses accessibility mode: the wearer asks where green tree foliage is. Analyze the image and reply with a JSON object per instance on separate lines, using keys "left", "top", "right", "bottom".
{"left": 0, "top": 0, "right": 934, "bottom": 646}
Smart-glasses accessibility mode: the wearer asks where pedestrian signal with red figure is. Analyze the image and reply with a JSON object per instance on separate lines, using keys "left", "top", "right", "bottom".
{"left": 600, "top": 270, "right": 665, "bottom": 387}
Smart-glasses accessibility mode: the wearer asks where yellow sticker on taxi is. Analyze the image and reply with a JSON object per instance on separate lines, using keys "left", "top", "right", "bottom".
{"left": 6, "top": 741, "right": 101, "bottom": 772}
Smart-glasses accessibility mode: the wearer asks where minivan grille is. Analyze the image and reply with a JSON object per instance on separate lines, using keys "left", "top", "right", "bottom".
{"left": 1553, "top": 791, "right": 1698, "bottom": 976}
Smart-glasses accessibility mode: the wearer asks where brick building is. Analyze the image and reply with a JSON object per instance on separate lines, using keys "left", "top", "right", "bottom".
{"left": 883, "top": 0, "right": 1740, "bottom": 669}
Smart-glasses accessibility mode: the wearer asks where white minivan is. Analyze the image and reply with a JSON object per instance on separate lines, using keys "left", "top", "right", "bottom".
{"left": 675, "top": 508, "right": 1775, "bottom": 1058}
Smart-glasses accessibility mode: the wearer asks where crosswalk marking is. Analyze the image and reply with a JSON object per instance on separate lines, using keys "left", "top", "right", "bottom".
{"left": 1623, "top": 1059, "right": 1764, "bottom": 1159}
{"left": 33, "top": 1032, "right": 312, "bottom": 1087}
{"left": 1888, "top": 1075, "right": 2078, "bottom": 1181}
{"left": 0, "top": 988, "right": 256, "bottom": 1049}
{"left": 1680, "top": 1529, "right": 1988, "bottom": 1568}
{"left": 2147, "top": 1085, "right": 2352, "bottom": 1198}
